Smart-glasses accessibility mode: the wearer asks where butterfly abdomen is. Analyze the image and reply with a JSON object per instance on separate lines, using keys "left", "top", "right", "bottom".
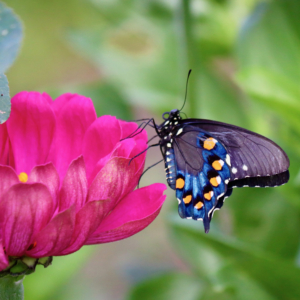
{"left": 164, "top": 148, "right": 176, "bottom": 190}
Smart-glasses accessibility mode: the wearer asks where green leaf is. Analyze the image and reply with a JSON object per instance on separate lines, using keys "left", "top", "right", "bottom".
{"left": 0, "top": 74, "right": 11, "bottom": 123}
{"left": 237, "top": 1, "right": 300, "bottom": 85}
{"left": 236, "top": 68, "right": 300, "bottom": 132}
{"left": 170, "top": 219, "right": 300, "bottom": 299}
{"left": 199, "top": 264, "right": 275, "bottom": 300}
{"left": 23, "top": 246, "right": 96, "bottom": 300}
{"left": 228, "top": 187, "right": 300, "bottom": 259}
{"left": 236, "top": 0, "right": 300, "bottom": 129}
{"left": 127, "top": 273, "right": 203, "bottom": 300}
{"left": 0, "top": 1, "right": 23, "bottom": 73}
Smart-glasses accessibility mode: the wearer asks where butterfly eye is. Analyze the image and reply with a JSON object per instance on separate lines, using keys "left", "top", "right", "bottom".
{"left": 162, "top": 112, "right": 170, "bottom": 120}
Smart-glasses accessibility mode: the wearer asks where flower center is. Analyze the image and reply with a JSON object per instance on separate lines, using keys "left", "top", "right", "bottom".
{"left": 18, "top": 172, "right": 28, "bottom": 183}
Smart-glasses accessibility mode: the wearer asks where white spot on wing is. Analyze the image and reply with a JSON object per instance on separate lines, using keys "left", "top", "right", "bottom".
{"left": 167, "top": 143, "right": 172, "bottom": 147}
{"left": 242, "top": 165, "right": 248, "bottom": 171}
{"left": 232, "top": 167, "right": 237, "bottom": 174}
{"left": 226, "top": 154, "right": 231, "bottom": 166}
{"left": 177, "top": 128, "right": 183, "bottom": 135}
{"left": 225, "top": 179, "right": 229, "bottom": 184}
{"left": 177, "top": 198, "right": 181, "bottom": 204}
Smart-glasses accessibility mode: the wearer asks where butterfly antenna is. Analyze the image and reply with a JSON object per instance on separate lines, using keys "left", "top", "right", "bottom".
{"left": 179, "top": 69, "right": 192, "bottom": 112}
{"left": 180, "top": 112, "right": 188, "bottom": 119}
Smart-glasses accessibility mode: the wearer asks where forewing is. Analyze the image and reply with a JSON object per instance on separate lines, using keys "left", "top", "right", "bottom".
{"left": 181, "top": 120, "right": 289, "bottom": 185}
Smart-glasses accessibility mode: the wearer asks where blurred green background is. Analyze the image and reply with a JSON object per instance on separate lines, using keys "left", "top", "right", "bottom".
{"left": 3, "top": 0, "right": 300, "bottom": 299}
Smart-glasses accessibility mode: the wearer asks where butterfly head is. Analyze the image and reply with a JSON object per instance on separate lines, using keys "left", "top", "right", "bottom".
{"left": 158, "top": 109, "right": 181, "bottom": 135}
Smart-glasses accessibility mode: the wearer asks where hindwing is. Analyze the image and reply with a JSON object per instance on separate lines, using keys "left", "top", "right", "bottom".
{"left": 163, "top": 126, "right": 231, "bottom": 232}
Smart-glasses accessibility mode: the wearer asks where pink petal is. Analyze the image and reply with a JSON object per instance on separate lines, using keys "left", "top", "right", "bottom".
{"left": 86, "top": 183, "right": 167, "bottom": 244}
{"left": 27, "top": 206, "right": 76, "bottom": 257}
{"left": 0, "top": 123, "right": 8, "bottom": 165}
{"left": 117, "top": 120, "right": 148, "bottom": 175}
{"left": 59, "top": 156, "right": 88, "bottom": 212}
{"left": 113, "top": 139, "right": 147, "bottom": 192}
{"left": 28, "top": 163, "right": 60, "bottom": 211}
{"left": 0, "top": 183, "right": 54, "bottom": 256}
{"left": 0, "top": 240, "right": 9, "bottom": 271}
{"left": 47, "top": 94, "right": 96, "bottom": 179}
{"left": 87, "top": 157, "right": 137, "bottom": 210}
{"left": 126, "top": 139, "right": 147, "bottom": 177}
{"left": 83, "top": 116, "right": 121, "bottom": 182}
{"left": 112, "top": 139, "right": 139, "bottom": 159}
{"left": 49, "top": 93, "right": 74, "bottom": 115}
{"left": 7, "top": 92, "right": 56, "bottom": 174}
{"left": 61, "top": 199, "right": 109, "bottom": 255}
{"left": 87, "top": 138, "right": 140, "bottom": 185}
{"left": 0, "top": 166, "right": 19, "bottom": 199}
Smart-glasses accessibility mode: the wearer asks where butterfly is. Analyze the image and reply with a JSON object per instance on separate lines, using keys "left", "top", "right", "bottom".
{"left": 130, "top": 71, "right": 290, "bottom": 233}
{"left": 154, "top": 109, "right": 289, "bottom": 232}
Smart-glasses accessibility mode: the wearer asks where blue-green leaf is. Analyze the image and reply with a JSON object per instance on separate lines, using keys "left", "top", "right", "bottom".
{"left": 0, "top": 1, "right": 23, "bottom": 73}
{"left": 0, "top": 73, "right": 11, "bottom": 123}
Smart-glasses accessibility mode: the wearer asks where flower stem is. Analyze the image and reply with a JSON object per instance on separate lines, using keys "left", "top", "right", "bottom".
{"left": 0, "top": 276, "right": 24, "bottom": 300}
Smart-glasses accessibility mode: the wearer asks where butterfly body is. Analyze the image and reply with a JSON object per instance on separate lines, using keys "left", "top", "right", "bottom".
{"left": 156, "top": 109, "right": 290, "bottom": 233}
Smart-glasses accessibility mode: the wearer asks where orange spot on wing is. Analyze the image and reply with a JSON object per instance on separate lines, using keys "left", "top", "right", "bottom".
{"left": 183, "top": 195, "right": 192, "bottom": 204}
{"left": 195, "top": 201, "right": 203, "bottom": 209}
{"left": 212, "top": 160, "right": 222, "bottom": 171}
{"left": 203, "top": 137, "right": 216, "bottom": 150}
{"left": 176, "top": 178, "right": 185, "bottom": 189}
{"left": 210, "top": 177, "right": 220, "bottom": 187}
{"left": 204, "top": 192, "right": 212, "bottom": 200}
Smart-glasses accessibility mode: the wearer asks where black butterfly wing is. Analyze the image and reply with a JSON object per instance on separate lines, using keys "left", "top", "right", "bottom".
{"left": 181, "top": 119, "right": 290, "bottom": 186}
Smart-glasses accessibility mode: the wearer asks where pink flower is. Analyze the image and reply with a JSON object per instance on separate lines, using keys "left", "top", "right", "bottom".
{"left": 0, "top": 92, "right": 166, "bottom": 272}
